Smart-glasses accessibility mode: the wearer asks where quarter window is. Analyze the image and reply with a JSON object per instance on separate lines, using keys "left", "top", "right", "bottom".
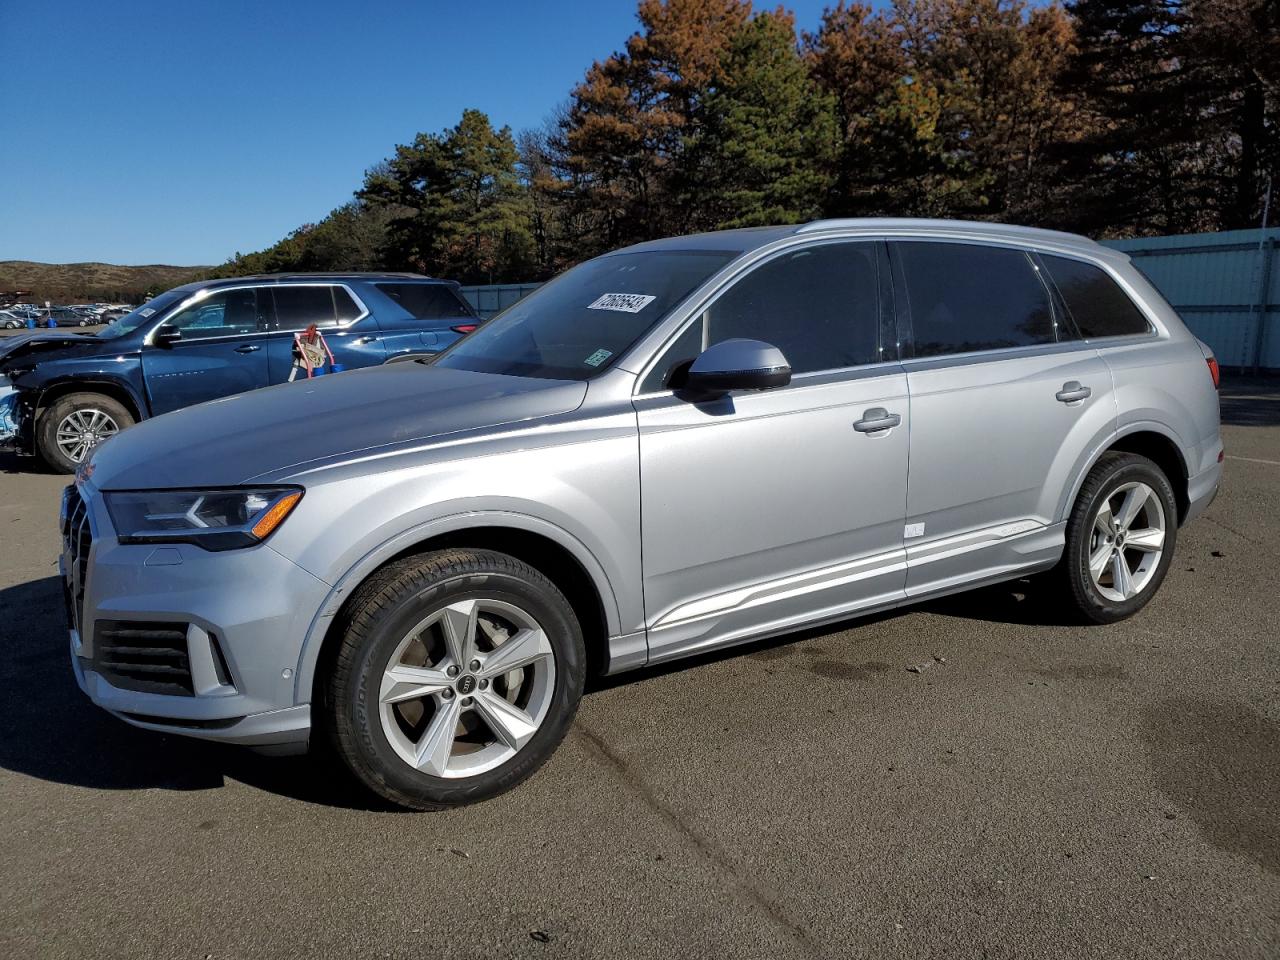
{"left": 270, "top": 286, "right": 360, "bottom": 331}
{"left": 642, "top": 242, "right": 883, "bottom": 391}
{"left": 375, "top": 283, "right": 473, "bottom": 324}
{"left": 895, "top": 242, "right": 1056, "bottom": 357}
{"left": 1040, "top": 255, "right": 1152, "bottom": 339}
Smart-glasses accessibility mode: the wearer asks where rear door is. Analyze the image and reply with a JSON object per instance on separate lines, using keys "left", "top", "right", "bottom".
{"left": 141, "top": 287, "right": 272, "bottom": 415}
{"left": 889, "top": 239, "right": 1115, "bottom": 597}
{"left": 264, "top": 284, "right": 385, "bottom": 382}
{"left": 637, "top": 241, "right": 910, "bottom": 662}
{"left": 369, "top": 281, "right": 480, "bottom": 359}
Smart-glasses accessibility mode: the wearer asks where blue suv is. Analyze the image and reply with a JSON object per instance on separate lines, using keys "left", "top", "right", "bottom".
{"left": 0, "top": 273, "right": 480, "bottom": 472}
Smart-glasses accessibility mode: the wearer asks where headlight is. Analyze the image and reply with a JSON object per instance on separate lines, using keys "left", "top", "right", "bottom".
{"left": 104, "top": 487, "right": 303, "bottom": 551}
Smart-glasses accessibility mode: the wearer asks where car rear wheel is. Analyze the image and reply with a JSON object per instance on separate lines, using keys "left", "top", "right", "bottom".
{"left": 36, "top": 392, "right": 134, "bottom": 474}
{"left": 1059, "top": 451, "right": 1178, "bottom": 624}
{"left": 322, "top": 549, "right": 585, "bottom": 810}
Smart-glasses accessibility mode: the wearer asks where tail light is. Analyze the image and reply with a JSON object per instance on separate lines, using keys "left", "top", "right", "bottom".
{"left": 451, "top": 323, "right": 478, "bottom": 335}
{"left": 1206, "top": 356, "right": 1220, "bottom": 389}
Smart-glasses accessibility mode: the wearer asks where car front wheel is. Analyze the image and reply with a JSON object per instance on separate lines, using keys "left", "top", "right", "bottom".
{"left": 322, "top": 549, "right": 585, "bottom": 810}
{"left": 36, "top": 392, "right": 135, "bottom": 473}
{"left": 1060, "top": 451, "right": 1178, "bottom": 624}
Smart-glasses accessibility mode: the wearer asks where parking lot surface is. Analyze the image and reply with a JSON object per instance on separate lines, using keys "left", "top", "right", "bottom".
{"left": 1, "top": 378, "right": 1277, "bottom": 960}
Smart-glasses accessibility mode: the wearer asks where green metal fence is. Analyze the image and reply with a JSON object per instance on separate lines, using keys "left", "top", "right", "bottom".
{"left": 458, "top": 283, "right": 543, "bottom": 320}
{"left": 1101, "top": 228, "right": 1279, "bottom": 371}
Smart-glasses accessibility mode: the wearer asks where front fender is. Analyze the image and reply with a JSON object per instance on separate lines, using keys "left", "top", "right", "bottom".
{"left": 288, "top": 509, "right": 626, "bottom": 704}
{"left": 33, "top": 369, "right": 149, "bottom": 420}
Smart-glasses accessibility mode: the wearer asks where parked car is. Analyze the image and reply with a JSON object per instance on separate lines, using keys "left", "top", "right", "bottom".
{"left": 0, "top": 309, "right": 26, "bottom": 329}
{"left": 0, "top": 273, "right": 480, "bottom": 471}
{"left": 59, "top": 219, "right": 1221, "bottom": 810}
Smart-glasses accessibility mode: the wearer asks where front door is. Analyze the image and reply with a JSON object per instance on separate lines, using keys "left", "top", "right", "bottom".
{"left": 142, "top": 287, "right": 271, "bottom": 415}
{"left": 889, "top": 239, "right": 1116, "bottom": 596}
{"left": 636, "top": 240, "right": 910, "bottom": 663}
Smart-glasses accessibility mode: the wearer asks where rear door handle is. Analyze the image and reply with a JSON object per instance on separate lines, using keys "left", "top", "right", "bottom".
{"left": 1056, "top": 381, "right": 1091, "bottom": 403}
{"left": 356, "top": 335, "right": 379, "bottom": 344}
{"left": 234, "top": 344, "right": 260, "bottom": 354}
{"left": 854, "top": 408, "right": 902, "bottom": 433}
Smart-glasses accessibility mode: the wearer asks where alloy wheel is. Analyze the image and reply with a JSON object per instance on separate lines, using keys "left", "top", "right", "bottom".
{"left": 56, "top": 408, "right": 120, "bottom": 464}
{"left": 378, "top": 598, "right": 556, "bottom": 779}
{"left": 1087, "top": 481, "right": 1167, "bottom": 602}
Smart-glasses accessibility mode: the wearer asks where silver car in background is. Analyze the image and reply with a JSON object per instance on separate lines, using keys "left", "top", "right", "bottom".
{"left": 63, "top": 219, "right": 1222, "bottom": 809}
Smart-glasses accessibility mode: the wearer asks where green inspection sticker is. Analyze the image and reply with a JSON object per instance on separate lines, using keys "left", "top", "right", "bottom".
{"left": 583, "top": 348, "right": 613, "bottom": 367}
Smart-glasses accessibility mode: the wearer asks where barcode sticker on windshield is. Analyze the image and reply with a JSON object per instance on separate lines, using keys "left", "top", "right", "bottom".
{"left": 587, "top": 293, "right": 657, "bottom": 314}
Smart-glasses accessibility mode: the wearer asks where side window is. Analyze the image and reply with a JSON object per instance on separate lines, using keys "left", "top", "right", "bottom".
{"left": 895, "top": 242, "right": 1056, "bottom": 357}
{"left": 374, "top": 283, "right": 473, "bottom": 327}
{"left": 641, "top": 242, "right": 882, "bottom": 391}
{"left": 1040, "top": 255, "right": 1152, "bottom": 339}
{"left": 271, "top": 286, "right": 347, "bottom": 331}
{"left": 163, "top": 288, "right": 267, "bottom": 338}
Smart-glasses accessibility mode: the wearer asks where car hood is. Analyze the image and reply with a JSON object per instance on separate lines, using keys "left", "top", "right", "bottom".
{"left": 0, "top": 330, "right": 101, "bottom": 365}
{"left": 85, "top": 363, "right": 588, "bottom": 489}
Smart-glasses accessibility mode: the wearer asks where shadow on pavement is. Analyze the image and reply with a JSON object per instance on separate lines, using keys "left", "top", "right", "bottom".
{"left": 1142, "top": 697, "right": 1280, "bottom": 877}
{"left": 0, "top": 575, "right": 388, "bottom": 810}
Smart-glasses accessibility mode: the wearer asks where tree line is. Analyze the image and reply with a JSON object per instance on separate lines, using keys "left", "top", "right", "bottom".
{"left": 215, "top": 0, "right": 1279, "bottom": 285}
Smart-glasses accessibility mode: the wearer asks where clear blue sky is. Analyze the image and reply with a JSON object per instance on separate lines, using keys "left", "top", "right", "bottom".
{"left": 0, "top": 0, "right": 846, "bottom": 266}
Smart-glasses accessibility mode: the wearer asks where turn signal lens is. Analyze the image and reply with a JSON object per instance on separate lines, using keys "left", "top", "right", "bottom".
{"left": 1206, "top": 357, "right": 1220, "bottom": 389}
{"left": 251, "top": 491, "right": 302, "bottom": 539}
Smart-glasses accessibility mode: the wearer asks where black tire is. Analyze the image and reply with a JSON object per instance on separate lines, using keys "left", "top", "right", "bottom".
{"left": 1059, "top": 451, "right": 1178, "bottom": 624}
{"left": 35, "top": 392, "right": 135, "bottom": 474}
{"left": 322, "top": 549, "right": 585, "bottom": 810}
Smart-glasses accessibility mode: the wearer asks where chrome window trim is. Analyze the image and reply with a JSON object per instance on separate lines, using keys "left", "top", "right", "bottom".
{"left": 143, "top": 282, "right": 371, "bottom": 346}
{"left": 625, "top": 229, "right": 1170, "bottom": 395}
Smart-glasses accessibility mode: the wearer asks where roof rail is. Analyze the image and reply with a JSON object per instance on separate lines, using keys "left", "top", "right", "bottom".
{"left": 796, "top": 217, "right": 1099, "bottom": 247}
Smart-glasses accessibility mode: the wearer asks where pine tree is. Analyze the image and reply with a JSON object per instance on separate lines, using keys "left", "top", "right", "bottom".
{"left": 360, "top": 109, "right": 534, "bottom": 282}
{"left": 687, "top": 10, "right": 838, "bottom": 227}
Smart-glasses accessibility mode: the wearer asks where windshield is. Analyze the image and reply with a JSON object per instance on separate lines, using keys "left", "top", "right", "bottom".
{"left": 434, "top": 249, "right": 738, "bottom": 380}
{"left": 95, "top": 289, "right": 187, "bottom": 339}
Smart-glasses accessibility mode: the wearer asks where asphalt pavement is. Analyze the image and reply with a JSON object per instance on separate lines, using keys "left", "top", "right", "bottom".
{"left": 1, "top": 377, "right": 1276, "bottom": 960}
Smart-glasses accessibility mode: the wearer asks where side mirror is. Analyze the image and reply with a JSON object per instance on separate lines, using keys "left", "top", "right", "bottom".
{"left": 683, "top": 339, "right": 791, "bottom": 396}
{"left": 154, "top": 323, "right": 182, "bottom": 347}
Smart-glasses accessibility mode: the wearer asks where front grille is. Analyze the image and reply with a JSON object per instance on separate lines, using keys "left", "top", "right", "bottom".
{"left": 62, "top": 486, "right": 91, "bottom": 636}
{"left": 92, "top": 620, "right": 194, "bottom": 696}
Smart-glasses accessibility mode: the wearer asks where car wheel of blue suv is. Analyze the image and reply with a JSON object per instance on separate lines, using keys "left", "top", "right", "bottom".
{"left": 322, "top": 548, "right": 586, "bottom": 810}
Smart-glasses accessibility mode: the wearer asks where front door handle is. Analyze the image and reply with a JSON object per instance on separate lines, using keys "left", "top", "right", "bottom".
{"left": 234, "top": 344, "right": 261, "bottom": 354}
{"left": 356, "top": 335, "right": 379, "bottom": 344}
{"left": 854, "top": 408, "right": 902, "bottom": 433}
{"left": 1056, "top": 381, "right": 1091, "bottom": 403}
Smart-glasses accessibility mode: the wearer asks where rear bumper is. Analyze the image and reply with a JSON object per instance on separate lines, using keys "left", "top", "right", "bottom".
{"left": 1184, "top": 458, "right": 1222, "bottom": 524}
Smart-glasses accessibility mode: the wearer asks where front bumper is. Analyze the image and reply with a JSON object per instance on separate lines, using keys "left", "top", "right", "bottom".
{"left": 63, "top": 483, "right": 331, "bottom": 748}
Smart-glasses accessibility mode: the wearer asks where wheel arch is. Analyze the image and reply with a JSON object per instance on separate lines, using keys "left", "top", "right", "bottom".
{"left": 1061, "top": 423, "right": 1191, "bottom": 526}
{"left": 35, "top": 377, "right": 146, "bottom": 423}
{"left": 296, "top": 515, "right": 625, "bottom": 705}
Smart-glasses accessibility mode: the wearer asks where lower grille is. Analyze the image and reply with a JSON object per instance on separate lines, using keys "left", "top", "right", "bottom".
{"left": 93, "top": 620, "right": 194, "bottom": 696}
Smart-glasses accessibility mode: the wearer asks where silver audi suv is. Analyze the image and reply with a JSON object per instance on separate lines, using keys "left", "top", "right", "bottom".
{"left": 63, "top": 219, "right": 1222, "bottom": 809}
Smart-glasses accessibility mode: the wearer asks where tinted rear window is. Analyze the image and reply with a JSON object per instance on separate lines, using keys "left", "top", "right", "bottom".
{"left": 895, "top": 241, "right": 1056, "bottom": 357}
{"left": 376, "top": 283, "right": 474, "bottom": 320}
{"left": 1041, "top": 255, "right": 1152, "bottom": 339}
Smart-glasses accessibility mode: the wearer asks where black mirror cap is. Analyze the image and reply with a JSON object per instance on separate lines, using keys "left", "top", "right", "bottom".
{"left": 684, "top": 338, "right": 792, "bottom": 395}
{"left": 154, "top": 324, "right": 182, "bottom": 346}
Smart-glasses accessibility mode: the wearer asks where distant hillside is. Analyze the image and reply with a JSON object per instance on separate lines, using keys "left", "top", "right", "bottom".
{"left": 0, "top": 261, "right": 212, "bottom": 304}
